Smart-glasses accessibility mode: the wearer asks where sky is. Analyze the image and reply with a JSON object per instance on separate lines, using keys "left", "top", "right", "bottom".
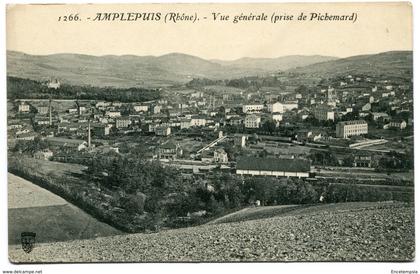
{"left": 6, "top": 2, "right": 413, "bottom": 60}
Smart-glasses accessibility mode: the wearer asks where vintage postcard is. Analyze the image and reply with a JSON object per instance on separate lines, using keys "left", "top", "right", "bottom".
{"left": 5, "top": 2, "right": 414, "bottom": 264}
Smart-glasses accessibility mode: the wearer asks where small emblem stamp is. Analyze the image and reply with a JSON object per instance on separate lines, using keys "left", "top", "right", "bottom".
{"left": 21, "top": 232, "right": 36, "bottom": 253}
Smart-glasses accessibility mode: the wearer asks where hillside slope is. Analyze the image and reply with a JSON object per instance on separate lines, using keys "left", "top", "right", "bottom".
{"left": 9, "top": 202, "right": 414, "bottom": 262}
{"left": 8, "top": 173, "right": 122, "bottom": 245}
{"left": 7, "top": 51, "right": 336, "bottom": 88}
{"left": 290, "top": 51, "right": 413, "bottom": 79}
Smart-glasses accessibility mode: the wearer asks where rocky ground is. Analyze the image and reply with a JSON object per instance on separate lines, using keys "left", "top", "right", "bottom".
{"left": 9, "top": 202, "right": 414, "bottom": 263}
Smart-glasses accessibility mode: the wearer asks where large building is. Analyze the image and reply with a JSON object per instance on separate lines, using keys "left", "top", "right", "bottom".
{"left": 267, "top": 102, "right": 284, "bottom": 113}
{"left": 236, "top": 157, "right": 310, "bottom": 178}
{"left": 242, "top": 104, "right": 264, "bottom": 113}
{"left": 313, "top": 104, "right": 335, "bottom": 121}
{"left": 336, "top": 120, "right": 368, "bottom": 138}
{"left": 244, "top": 114, "right": 261, "bottom": 128}
{"left": 115, "top": 117, "right": 131, "bottom": 129}
{"left": 190, "top": 116, "right": 206, "bottom": 127}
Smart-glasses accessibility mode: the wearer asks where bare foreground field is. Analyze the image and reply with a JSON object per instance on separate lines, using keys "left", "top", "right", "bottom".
{"left": 9, "top": 201, "right": 414, "bottom": 263}
{"left": 8, "top": 173, "right": 121, "bottom": 245}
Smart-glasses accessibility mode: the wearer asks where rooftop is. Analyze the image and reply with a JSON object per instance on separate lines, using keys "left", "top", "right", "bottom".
{"left": 337, "top": 120, "right": 367, "bottom": 126}
{"left": 236, "top": 157, "right": 310, "bottom": 173}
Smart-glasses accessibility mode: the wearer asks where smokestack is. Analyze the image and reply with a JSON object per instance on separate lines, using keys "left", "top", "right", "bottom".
{"left": 88, "top": 121, "right": 91, "bottom": 148}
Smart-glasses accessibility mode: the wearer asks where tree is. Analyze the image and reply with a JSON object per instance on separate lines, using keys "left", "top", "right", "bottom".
{"left": 261, "top": 120, "right": 277, "bottom": 134}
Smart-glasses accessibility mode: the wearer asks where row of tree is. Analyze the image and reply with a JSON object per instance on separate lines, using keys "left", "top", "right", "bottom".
{"left": 8, "top": 77, "right": 161, "bottom": 102}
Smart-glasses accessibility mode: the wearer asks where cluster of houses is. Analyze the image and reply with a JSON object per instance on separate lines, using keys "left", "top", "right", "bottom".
{"left": 8, "top": 73, "right": 412, "bottom": 179}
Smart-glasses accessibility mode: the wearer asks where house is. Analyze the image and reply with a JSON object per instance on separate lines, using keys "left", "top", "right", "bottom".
{"left": 15, "top": 132, "right": 36, "bottom": 141}
{"left": 180, "top": 118, "right": 192, "bottom": 129}
{"left": 34, "top": 149, "right": 53, "bottom": 160}
{"left": 36, "top": 105, "right": 49, "bottom": 115}
{"left": 388, "top": 119, "right": 407, "bottom": 130}
{"left": 34, "top": 117, "right": 50, "bottom": 126}
{"left": 234, "top": 135, "right": 247, "bottom": 148}
{"left": 236, "top": 157, "right": 310, "bottom": 178}
{"left": 134, "top": 105, "right": 148, "bottom": 112}
{"left": 115, "top": 117, "right": 131, "bottom": 129}
{"left": 153, "top": 105, "right": 162, "bottom": 114}
{"left": 18, "top": 102, "right": 30, "bottom": 113}
{"left": 271, "top": 113, "right": 283, "bottom": 122}
{"left": 105, "top": 111, "right": 121, "bottom": 118}
{"left": 313, "top": 104, "right": 334, "bottom": 121}
{"left": 295, "top": 129, "right": 312, "bottom": 142}
{"left": 353, "top": 152, "right": 372, "bottom": 168}
{"left": 336, "top": 120, "right": 368, "bottom": 138}
{"left": 282, "top": 101, "right": 299, "bottom": 111}
{"left": 93, "top": 124, "right": 111, "bottom": 137}
{"left": 244, "top": 115, "right": 261, "bottom": 128}
{"left": 168, "top": 109, "right": 182, "bottom": 117}
{"left": 190, "top": 116, "right": 206, "bottom": 127}
{"left": 214, "top": 148, "right": 228, "bottom": 163}
{"left": 155, "top": 126, "right": 171, "bottom": 136}
{"left": 360, "top": 103, "right": 371, "bottom": 112}
{"left": 47, "top": 79, "right": 60, "bottom": 89}
{"left": 67, "top": 108, "right": 78, "bottom": 114}
{"left": 267, "top": 102, "right": 284, "bottom": 113}
{"left": 46, "top": 137, "right": 88, "bottom": 151}
{"left": 158, "top": 142, "right": 182, "bottom": 160}
{"left": 242, "top": 104, "right": 264, "bottom": 113}
{"left": 229, "top": 117, "right": 243, "bottom": 126}
{"left": 95, "top": 101, "right": 111, "bottom": 108}
{"left": 371, "top": 112, "right": 390, "bottom": 121}
{"left": 7, "top": 121, "right": 23, "bottom": 130}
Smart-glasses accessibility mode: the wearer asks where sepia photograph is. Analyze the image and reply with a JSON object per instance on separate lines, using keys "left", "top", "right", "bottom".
{"left": 2, "top": 1, "right": 416, "bottom": 269}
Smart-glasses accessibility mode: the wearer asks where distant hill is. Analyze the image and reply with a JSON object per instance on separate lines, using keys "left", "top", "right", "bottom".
{"left": 212, "top": 55, "right": 337, "bottom": 72}
{"left": 7, "top": 51, "right": 336, "bottom": 88}
{"left": 289, "top": 51, "right": 413, "bottom": 79}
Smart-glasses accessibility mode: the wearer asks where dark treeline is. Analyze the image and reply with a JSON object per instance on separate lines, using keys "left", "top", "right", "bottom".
{"left": 7, "top": 77, "right": 161, "bottom": 102}
{"left": 9, "top": 149, "right": 414, "bottom": 233}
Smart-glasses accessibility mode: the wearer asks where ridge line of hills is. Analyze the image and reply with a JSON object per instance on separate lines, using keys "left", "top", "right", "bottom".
{"left": 7, "top": 50, "right": 412, "bottom": 88}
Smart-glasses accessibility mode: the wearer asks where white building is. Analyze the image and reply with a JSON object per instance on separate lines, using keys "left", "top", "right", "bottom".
{"left": 18, "top": 103, "right": 30, "bottom": 113}
{"left": 271, "top": 113, "right": 283, "bottom": 122}
{"left": 388, "top": 119, "right": 407, "bottom": 130}
{"left": 242, "top": 104, "right": 264, "bottom": 113}
{"left": 155, "top": 126, "right": 171, "bottom": 136}
{"left": 191, "top": 116, "right": 206, "bottom": 127}
{"left": 244, "top": 115, "right": 261, "bottom": 128}
{"left": 267, "top": 102, "right": 284, "bottom": 113}
{"left": 336, "top": 120, "right": 368, "bottom": 138}
{"left": 180, "top": 119, "right": 192, "bottom": 129}
{"left": 134, "top": 105, "right": 148, "bottom": 112}
{"left": 214, "top": 148, "right": 228, "bottom": 163}
{"left": 105, "top": 111, "right": 121, "bottom": 118}
{"left": 47, "top": 79, "right": 61, "bottom": 89}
